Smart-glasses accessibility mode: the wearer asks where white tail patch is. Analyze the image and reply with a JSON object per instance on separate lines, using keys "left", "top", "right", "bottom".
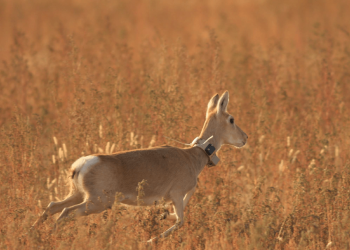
{"left": 71, "top": 155, "right": 100, "bottom": 192}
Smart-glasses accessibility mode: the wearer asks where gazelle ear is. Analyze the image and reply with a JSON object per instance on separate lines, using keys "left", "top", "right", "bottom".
{"left": 206, "top": 94, "right": 219, "bottom": 119}
{"left": 217, "top": 91, "right": 229, "bottom": 115}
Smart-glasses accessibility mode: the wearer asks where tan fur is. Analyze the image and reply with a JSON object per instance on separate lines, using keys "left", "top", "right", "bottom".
{"left": 32, "top": 91, "right": 248, "bottom": 243}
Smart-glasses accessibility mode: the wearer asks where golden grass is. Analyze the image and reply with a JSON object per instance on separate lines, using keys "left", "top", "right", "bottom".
{"left": 1, "top": 0, "right": 350, "bottom": 249}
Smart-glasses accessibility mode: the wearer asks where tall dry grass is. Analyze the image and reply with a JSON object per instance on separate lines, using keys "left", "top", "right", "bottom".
{"left": 1, "top": 0, "right": 350, "bottom": 249}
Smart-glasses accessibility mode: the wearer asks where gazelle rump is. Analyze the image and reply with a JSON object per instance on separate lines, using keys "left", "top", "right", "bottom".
{"left": 32, "top": 91, "right": 248, "bottom": 243}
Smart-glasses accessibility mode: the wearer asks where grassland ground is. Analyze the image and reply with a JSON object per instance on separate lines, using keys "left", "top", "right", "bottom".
{"left": 1, "top": 0, "right": 350, "bottom": 249}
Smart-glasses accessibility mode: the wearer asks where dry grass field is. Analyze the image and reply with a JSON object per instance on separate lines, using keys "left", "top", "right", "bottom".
{"left": 1, "top": 0, "right": 350, "bottom": 249}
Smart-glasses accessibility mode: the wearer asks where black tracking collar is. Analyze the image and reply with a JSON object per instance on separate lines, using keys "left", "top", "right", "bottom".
{"left": 192, "top": 137, "right": 220, "bottom": 167}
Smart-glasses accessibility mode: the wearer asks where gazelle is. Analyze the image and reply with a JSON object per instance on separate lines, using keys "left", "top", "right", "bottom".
{"left": 32, "top": 91, "right": 248, "bottom": 243}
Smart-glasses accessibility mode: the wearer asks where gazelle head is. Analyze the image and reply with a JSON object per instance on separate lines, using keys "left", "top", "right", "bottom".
{"left": 199, "top": 91, "right": 248, "bottom": 149}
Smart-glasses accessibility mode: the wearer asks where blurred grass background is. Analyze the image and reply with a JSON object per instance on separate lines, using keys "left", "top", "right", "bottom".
{"left": 1, "top": 0, "right": 350, "bottom": 249}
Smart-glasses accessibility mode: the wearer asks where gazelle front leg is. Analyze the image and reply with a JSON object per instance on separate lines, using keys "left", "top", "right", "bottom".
{"left": 183, "top": 186, "right": 196, "bottom": 208}
{"left": 161, "top": 186, "right": 196, "bottom": 221}
{"left": 148, "top": 195, "right": 184, "bottom": 243}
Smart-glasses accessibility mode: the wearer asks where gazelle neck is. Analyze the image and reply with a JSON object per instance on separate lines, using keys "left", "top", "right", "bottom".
{"left": 186, "top": 132, "right": 222, "bottom": 177}
{"left": 186, "top": 115, "right": 225, "bottom": 175}
{"left": 198, "top": 132, "right": 223, "bottom": 155}
{"left": 186, "top": 146, "right": 211, "bottom": 177}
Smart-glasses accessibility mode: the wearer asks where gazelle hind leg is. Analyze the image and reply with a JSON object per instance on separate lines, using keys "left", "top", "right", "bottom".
{"left": 31, "top": 192, "right": 83, "bottom": 228}
{"left": 54, "top": 199, "right": 107, "bottom": 229}
{"left": 58, "top": 198, "right": 110, "bottom": 221}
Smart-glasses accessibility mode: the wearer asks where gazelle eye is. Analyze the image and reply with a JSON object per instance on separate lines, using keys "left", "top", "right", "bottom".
{"left": 230, "top": 118, "right": 234, "bottom": 124}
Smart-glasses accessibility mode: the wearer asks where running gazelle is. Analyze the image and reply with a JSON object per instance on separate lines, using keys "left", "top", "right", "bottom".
{"left": 32, "top": 91, "right": 248, "bottom": 243}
